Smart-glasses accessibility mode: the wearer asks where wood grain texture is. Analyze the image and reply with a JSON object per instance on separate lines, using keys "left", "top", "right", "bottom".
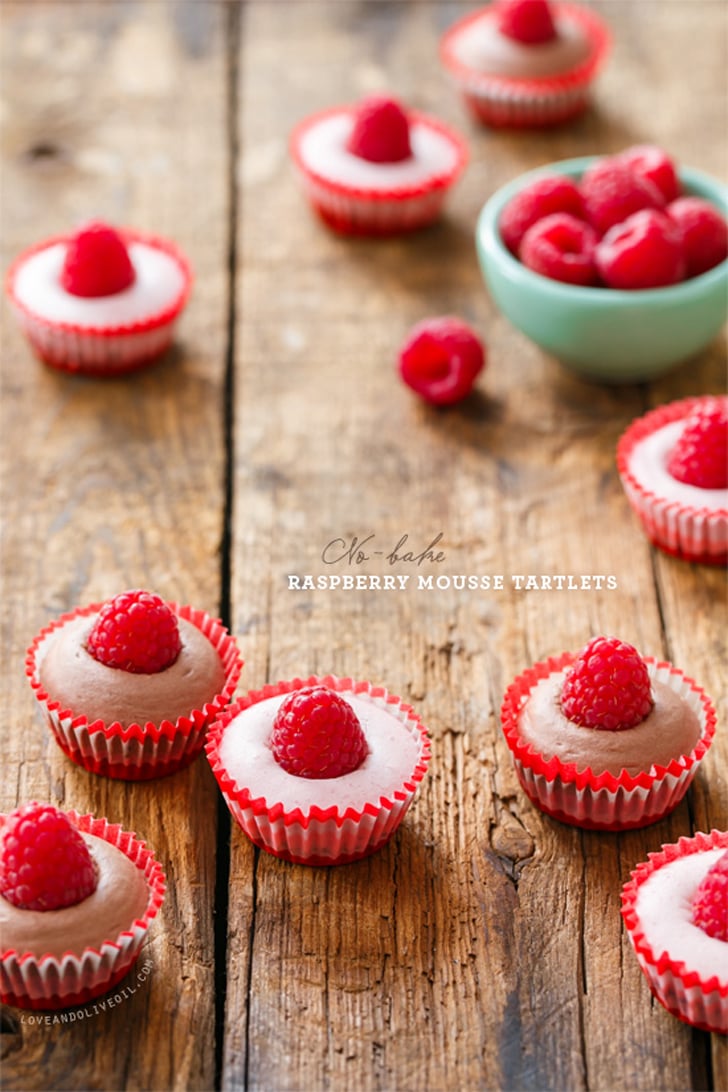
{"left": 226, "top": 3, "right": 727, "bottom": 1091}
{"left": 1, "top": 2, "right": 230, "bottom": 1089}
{"left": 0, "top": 1, "right": 726, "bottom": 1091}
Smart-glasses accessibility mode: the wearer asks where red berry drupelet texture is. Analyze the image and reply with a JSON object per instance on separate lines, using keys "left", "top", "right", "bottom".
{"left": 692, "top": 850, "right": 728, "bottom": 942}
{"left": 619, "top": 145, "right": 681, "bottom": 204}
{"left": 61, "top": 221, "right": 136, "bottom": 298}
{"left": 595, "top": 209, "right": 685, "bottom": 290}
{"left": 0, "top": 802, "right": 98, "bottom": 911}
{"left": 500, "top": 175, "right": 585, "bottom": 255}
{"left": 87, "top": 589, "right": 182, "bottom": 674}
{"left": 346, "top": 96, "right": 412, "bottom": 164}
{"left": 271, "top": 686, "right": 369, "bottom": 779}
{"left": 581, "top": 157, "right": 665, "bottom": 236}
{"left": 520, "top": 213, "right": 599, "bottom": 286}
{"left": 560, "top": 636, "right": 654, "bottom": 732}
{"left": 398, "top": 316, "right": 485, "bottom": 406}
{"left": 667, "top": 398, "right": 728, "bottom": 490}
{"left": 668, "top": 196, "right": 728, "bottom": 278}
{"left": 497, "top": 0, "right": 557, "bottom": 44}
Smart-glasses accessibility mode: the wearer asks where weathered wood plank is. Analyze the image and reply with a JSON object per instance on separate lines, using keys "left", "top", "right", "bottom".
{"left": 227, "top": 2, "right": 726, "bottom": 1091}
{"left": 1, "top": 2, "right": 230, "bottom": 1089}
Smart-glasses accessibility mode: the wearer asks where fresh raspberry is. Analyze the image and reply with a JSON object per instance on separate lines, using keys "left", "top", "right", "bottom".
{"left": 667, "top": 398, "right": 728, "bottom": 489}
{"left": 497, "top": 0, "right": 557, "bottom": 44}
{"left": 595, "top": 209, "right": 685, "bottom": 290}
{"left": 500, "top": 175, "right": 585, "bottom": 255}
{"left": 520, "top": 213, "right": 599, "bottom": 286}
{"left": 87, "top": 589, "right": 182, "bottom": 674}
{"left": 345, "top": 96, "right": 412, "bottom": 164}
{"left": 398, "top": 316, "right": 485, "bottom": 406}
{"left": 60, "top": 221, "right": 136, "bottom": 298}
{"left": 667, "top": 197, "right": 728, "bottom": 278}
{"left": 271, "top": 686, "right": 368, "bottom": 779}
{"left": 692, "top": 850, "right": 728, "bottom": 942}
{"left": 619, "top": 145, "right": 681, "bottom": 204}
{"left": 560, "top": 636, "right": 654, "bottom": 731}
{"left": 580, "top": 158, "right": 665, "bottom": 236}
{"left": 0, "top": 802, "right": 98, "bottom": 911}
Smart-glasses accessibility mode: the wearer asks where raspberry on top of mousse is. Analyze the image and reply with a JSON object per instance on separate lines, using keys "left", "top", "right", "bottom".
{"left": 0, "top": 802, "right": 98, "bottom": 912}
{"left": 86, "top": 589, "right": 182, "bottom": 674}
{"left": 667, "top": 397, "right": 728, "bottom": 491}
{"left": 692, "top": 849, "right": 728, "bottom": 942}
{"left": 270, "top": 685, "right": 369, "bottom": 779}
{"left": 60, "top": 221, "right": 136, "bottom": 299}
{"left": 497, "top": 0, "right": 558, "bottom": 45}
{"left": 560, "top": 635, "right": 654, "bottom": 731}
{"left": 345, "top": 95, "right": 413, "bottom": 164}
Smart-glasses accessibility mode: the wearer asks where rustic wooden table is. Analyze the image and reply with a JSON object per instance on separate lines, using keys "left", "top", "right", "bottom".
{"left": 1, "top": 2, "right": 726, "bottom": 1090}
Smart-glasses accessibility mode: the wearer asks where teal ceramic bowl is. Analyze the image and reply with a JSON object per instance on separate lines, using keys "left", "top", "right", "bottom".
{"left": 475, "top": 157, "right": 728, "bottom": 382}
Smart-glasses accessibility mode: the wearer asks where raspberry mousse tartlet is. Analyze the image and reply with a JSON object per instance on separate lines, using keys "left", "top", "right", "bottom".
{"left": 206, "top": 675, "right": 431, "bottom": 865}
{"left": 1, "top": 802, "right": 165, "bottom": 1010}
{"left": 26, "top": 589, "right": 242, "bottom": 780}
{"left": 621, "top": 829, "right": 728, "bottom": 1033}
{"left": 291, "top": 94, "right": 468, "bottom": 235}
{"left": 6, "top": 220, "right": 192, "bottom": 376}
{"left": 500, "top": 636, "right": 716, "bottom": 830}
{"left": 617, "top": 395, "right": 728, "bottom": 565}
{"left": 440, "top": 0, "right": 610, "bottom": 127}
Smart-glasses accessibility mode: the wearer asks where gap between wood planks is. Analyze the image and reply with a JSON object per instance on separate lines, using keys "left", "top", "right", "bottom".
{"left": 215, "top": 2, "right": 242, "bottom": 1088}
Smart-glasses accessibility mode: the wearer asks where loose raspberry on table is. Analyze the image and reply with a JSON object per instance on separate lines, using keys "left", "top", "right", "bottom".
{"left": 560, "top": 636, "right": 654, "bottom": 732}
{"left": 580, "top": 157, "right": 665, "bottom": 236}
{"left": 667, "top": 196, "right": 728, "bottom": 278}
{"left": 667, "top": 398, "right": 728, "bottom": 490}
{"left": 60, "top": 221, "right": 136, "bottom": 298}
{"left": 692, "top": 850, "right": 728, "bottom": 942}
{"left": 345, "top": 95, "right": 412, "bottom": 164}
{"left": 0, "top": 802, "right": 98, "bottom": 911}
{"left": 520, "top": 213, "right": 599, "bottom": 286}
{"left": 271, "top": 686, "right": 368, "bottom": 779}
{"left": 500, "top": 175, "right": 585, "bottom": 255}
{"left": 87, "top": 589, "right": 182, "bottom": 674}
{"left": 619, "top": 145, "right": 681, "bottom": 204}
{"left": 497, "top": 0, "right": 557, "bottom": 44}
{"left": 398, "top": 316, "right": 485, "bottom": 406}
{"left": 595, "top": 209, "right": 685, "bottom": 289}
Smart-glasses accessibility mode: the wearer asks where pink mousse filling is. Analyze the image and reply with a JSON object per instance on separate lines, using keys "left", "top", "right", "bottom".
{"left": 451, "top": 13, "right": 592, "bottom": 79}
{"left": 218, "top": 690, "right": 422, "bottom": 815}
{"left": 518, "top": 669, "right": 702, "bottom": 777}
{"left": 36, "top": 614, "right": 225, "bottom": 728}
{"left": 635, "top": 848, "right": 728, "bottom": 983}
{"left": 0, "top": 833, "right": 150, "bottom": 960}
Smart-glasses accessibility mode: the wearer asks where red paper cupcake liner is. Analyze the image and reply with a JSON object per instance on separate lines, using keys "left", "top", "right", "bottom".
{"left": 206, "top": 675, "right": 431, "bottom": 865}
{"left": 440, "top": 2, "right": 611, "bottom": 128}
{"left": 26, "top": 602, "right": 243, "bottom": 781}
{"left": 1, "top": 810, "right": 165, "bottom": 1011}
{"left": 616, "top": 396, "right": 728, "bottom": 566}
{"left": 500, "top": 653, "right": 716, "bottom": 831}
{"left": 621, "top": 829, "right": 728, "bottom": 1034}
{"left": 290, "top": 108, "right": 468, "bottom": 236}
{"left": 5, "top": 230, "right": 192, "bottom": 376}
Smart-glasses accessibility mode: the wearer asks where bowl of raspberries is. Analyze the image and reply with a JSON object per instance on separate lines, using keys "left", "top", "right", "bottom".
{"left": 476, "top": 146, "right": 728, "bottom": 381}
